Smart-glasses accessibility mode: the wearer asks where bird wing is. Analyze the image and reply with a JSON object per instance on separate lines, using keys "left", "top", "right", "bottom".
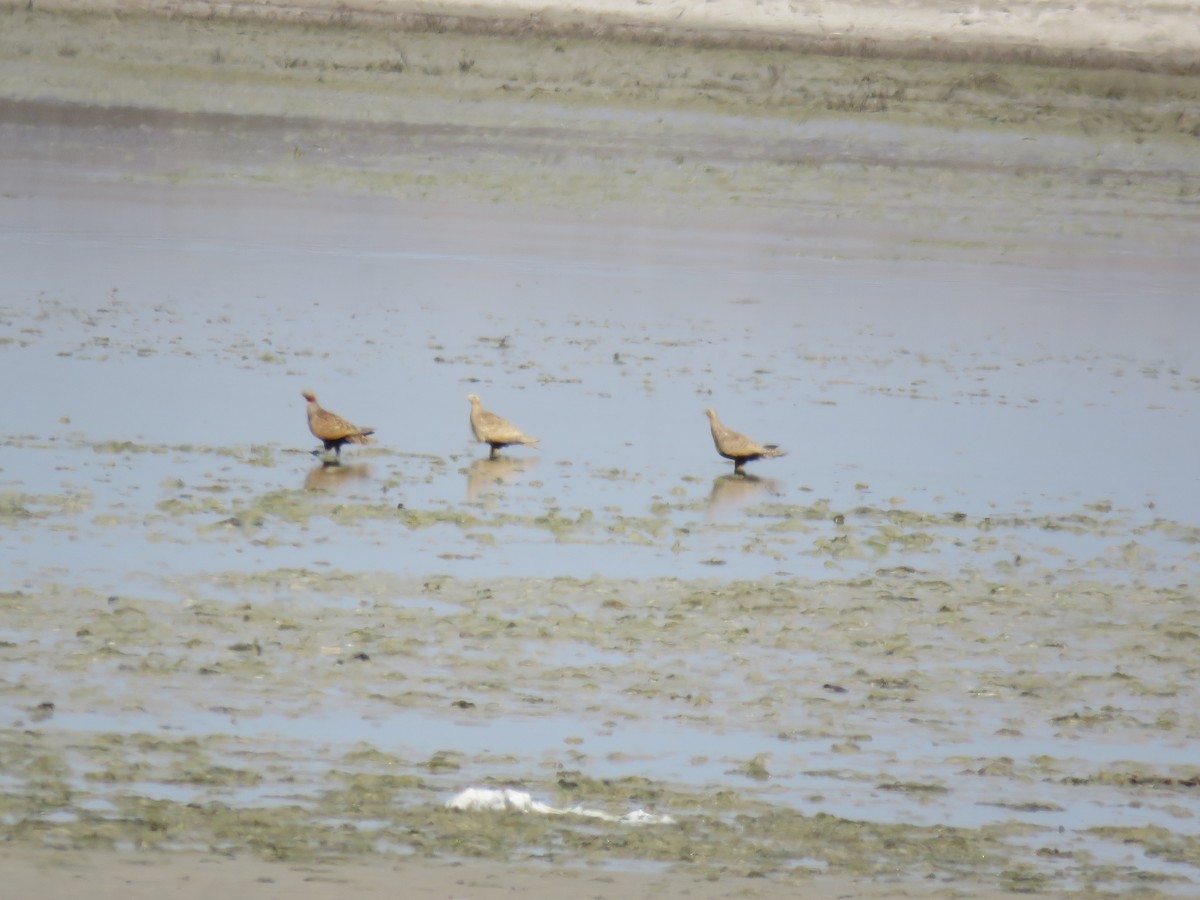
{"left": 477, "top": 410, "right": 532, "bottom": 444}
{"left": 311, "top": 408, "right": 368, "bottom": 442}
{"left": 720, "top": 427, "right": 767, "bottom": 457}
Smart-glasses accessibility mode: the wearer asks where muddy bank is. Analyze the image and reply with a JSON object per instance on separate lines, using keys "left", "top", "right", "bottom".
{"left": 3, "top": 7, "right": 1199, "bottom": 267}
{"left": 2, "top": 572, "right": 1198, "bottom": 894}
{"left": 22, "top": 0, "right": 1200, "bottom": 74}
{"left": 0, "top": 847, "right": 1046, "bottom": 900}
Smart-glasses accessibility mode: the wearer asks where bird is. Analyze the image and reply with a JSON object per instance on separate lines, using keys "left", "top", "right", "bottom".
{"left": 705, "top": 407, "right": 786, "bottom": 474}
{"left": 468, "top": 393, "right": 539, "bottom": 459}
{"left": 301, "top": 390, "right": 375, "bottom": 462}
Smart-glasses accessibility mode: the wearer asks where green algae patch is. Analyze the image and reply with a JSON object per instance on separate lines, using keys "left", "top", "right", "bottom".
{"left": 738, "top": 809, "right": 1004, "bottom": 880}
{"left": 1085, "top": 826, "right": 1200, "bottom": 868}
{"left": 1061, "top": 767, "right": 1200, "bottom": 791}
{"left": 4, "top": 731, "right": 1017, "bottom": 877}
{"left": 0, "top": 490, "right": 93, "bottom": 519}
{"left": 877, "top": 780, "right": 950, "bottom": 795}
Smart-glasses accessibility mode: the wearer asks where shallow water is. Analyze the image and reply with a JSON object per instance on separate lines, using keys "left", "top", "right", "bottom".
{"left": 3, "top": 165, "right": 1198, "bottom": 590}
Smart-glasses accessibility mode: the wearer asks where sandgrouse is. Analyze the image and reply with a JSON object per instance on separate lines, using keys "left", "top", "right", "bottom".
{"left": 468, "top": 393, "right": 539, "bottom": 459}
{"left": 302, "top": 390, "right": 375, "bottom": 460}
{"left": 705, "top": 407, "right": 786, "bottom": 474}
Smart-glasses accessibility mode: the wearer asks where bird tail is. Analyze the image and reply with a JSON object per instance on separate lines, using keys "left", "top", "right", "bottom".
{"left": 762, "top": 445, "right": 786, "bottom": 458}
{"left": 347, "top": 429, "right": 376, "bottom": 445}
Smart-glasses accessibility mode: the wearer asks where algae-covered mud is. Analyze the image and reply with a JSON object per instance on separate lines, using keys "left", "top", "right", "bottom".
{"left": 2, "top": 574, "right": 1199, "bottom": 893}
{"left": 2, "top": 5, "right": 1200, "bottom": 897}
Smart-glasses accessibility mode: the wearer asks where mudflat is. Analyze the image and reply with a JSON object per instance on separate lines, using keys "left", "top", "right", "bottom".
{"left": 2, "top": 2, "right": 1198, "bottom": 898}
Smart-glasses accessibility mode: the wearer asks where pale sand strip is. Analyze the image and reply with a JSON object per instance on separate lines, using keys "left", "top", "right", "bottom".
{"left": 28, "top": 0, "right": 1200, "bottom": 57}
{"left": 396, "top": 0, "right": 1200, "bottom": 54}
{"left": 0, "top": 847, "right": 1071, "bottom": 900}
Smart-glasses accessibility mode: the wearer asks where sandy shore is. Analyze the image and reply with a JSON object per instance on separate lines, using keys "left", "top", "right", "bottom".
{"left": 1, "top": 846, "right": 1083, "bottom": 899}
{"left": 29, "top": 0, "right": 1200, "bottom": 66}
{"left": 305, "top": 0, "right": 1200, "bottom": 56}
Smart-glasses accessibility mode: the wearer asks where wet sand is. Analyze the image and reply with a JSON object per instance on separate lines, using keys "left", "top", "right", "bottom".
{"left": 26, "top": 0, "right": 1200, "bottom": 67}
{"left": 3, "top": 846, "right": 1037, "bottom": 900}
{"left": 3, "top": 2, "right": 1200, "bottom": 898}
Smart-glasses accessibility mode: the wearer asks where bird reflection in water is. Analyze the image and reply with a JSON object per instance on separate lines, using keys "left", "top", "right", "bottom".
{"left": 304, "top": 462, "right": 371, "bottom": 492}
{"left": 707, "top": 473, "right": 780, "bottom": 520}
{"left": 467, "top": 456, "right": 538, "bottom": 503}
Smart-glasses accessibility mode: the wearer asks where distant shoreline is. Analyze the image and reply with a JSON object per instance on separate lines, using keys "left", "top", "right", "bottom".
{"left": 20, "top": 0, "right": 1200, "bottom": 74}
